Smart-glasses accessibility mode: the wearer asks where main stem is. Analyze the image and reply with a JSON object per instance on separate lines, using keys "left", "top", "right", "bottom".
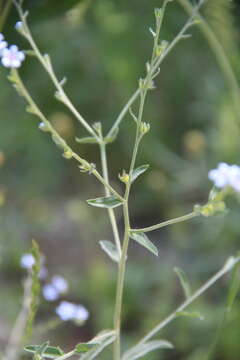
{"left": 99, "top": 142, "right": 122, "bottom": 255}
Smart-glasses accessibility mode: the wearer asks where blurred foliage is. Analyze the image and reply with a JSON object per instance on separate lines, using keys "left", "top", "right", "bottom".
{"left": 1, "top": 0, "right": 240, "bottom": 359}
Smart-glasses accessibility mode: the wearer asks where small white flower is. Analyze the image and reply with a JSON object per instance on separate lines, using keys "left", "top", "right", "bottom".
{"left": 74, "top": 305, "right": 89, "bottom": 323}
{"left": 55, "top": 301, "right": 89, "bottom": 322}
{"left": 208, "top": 163, "right": 231, "bottom": 188}
{"left": 55, "top": 301, "right": 77, "bottom": 321}
{"left": 51, "top": 275, "right": 68, "bottom": 294}
{"left": 15, "top": 21, "right": 23, "bottom": 30}
{"left": 1, "top": 45, "right": 25, "bottom": 68}
{"left": 20, "top": 253, "right": 35, "bottom": 269}
{"left": 42, "top": 284, "right": 59, "bottom": 301}
{"left": 208, "top": 163, "right": 240, "bottom": 192}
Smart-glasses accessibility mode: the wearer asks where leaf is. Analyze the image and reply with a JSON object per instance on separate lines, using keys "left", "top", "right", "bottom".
{"left": 80, "top": 330, "right": 116, "bottom": 360}
{"left": 24, "top": 345, "right": 64, "bottom": 359}
{"left": 87, "top": 195, "right": 123, "bottom": 209}
{"left": 75, "top": 136, "right": 98, "bottom": 144}
{"left": 130, "top": 232, "right": 158, "bottom": 256}
{"left": 36, "top": 342, "right": 49, "bottom": 356}
{"left": 99, "top": 241, "right": 120, "bottom": 263}
{"left": 176, "top": 311, "right": 204, "bottom": 321}
{"left": 74, "top": 343, "right": 96, "bottom": 354}
{"left": 131, "top": 165, "right": 149, "bottom": 183}
{"left": 174, "top": 267, "right": 191, "bottom": 299}
{"left": 122, "top": 340, "right": 173, "bottom": 360}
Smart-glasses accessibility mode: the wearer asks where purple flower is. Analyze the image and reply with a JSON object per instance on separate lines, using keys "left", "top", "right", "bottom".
{"left": 20, "top": 253, "right": 35, "bottom": 269}
{"left": 1, "top": 45, "right": 25, "bottom": 68}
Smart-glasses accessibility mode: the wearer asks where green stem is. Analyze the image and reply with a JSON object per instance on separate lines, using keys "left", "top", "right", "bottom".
{"left": 132, "top": 211, "right": 198, "bottom": 233}
{"left": 178, "top": 0, "right": 240, "bottom": 126}
{"left": 99, "top": 142, "right": 122, "bottom": 255}
{"left": 0, "top": 0, "right": 13, "bottom": 32}
{"left": 14, "top": 2, "right": 99, "bottom": 141}
{"left": 54, "top": 350, "right": 75, "bottom": 360}
{"left": 13, "top": 70, "right": 123, "bottom": 202}
{"left": 136, "top": 256, "right": 240, "bottom": 346}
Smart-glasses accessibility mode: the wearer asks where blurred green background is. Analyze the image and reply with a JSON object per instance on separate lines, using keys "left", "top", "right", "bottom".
{"left": 1, "top": 0, "right": 240, "bottom": 359}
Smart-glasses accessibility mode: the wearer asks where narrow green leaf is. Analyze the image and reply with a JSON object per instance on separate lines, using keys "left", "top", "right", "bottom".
{"left": 174, "top": 267, "right": 191, "bottom": 299}
{"left": 74, "top": 343, "right": 96, "bottom": 354}
{"left": 131, "top": 165, "right": 149, "bottom": 183}
{"left": 99, "top": 241, "right": 120, "bottom": 263}
{"left": 87, "top": 195, "right": 123, "bottom": 209}
{"left": 176, "top": 311, "right": 204, "bottom": 320}
{"left": 75, "top": 136, "right": 98, "bottom": 144}
{"left": 130, "top": 232, "right": 158, "bottom": 256}
{"left": 24, "top": 345, "right": 64, "bottom": 359}
{"left": 36, "top": 341, "right": 49, "bottom": 355}
{"left": 226, "top": 261, "right": 240, "bottom": 311}
{"left": 122, "top": 340, "right": 173, "bottom": 360}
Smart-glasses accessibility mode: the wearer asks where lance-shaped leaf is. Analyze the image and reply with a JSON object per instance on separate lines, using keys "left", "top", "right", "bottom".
{"left": 87, "top": 195, "right": 123, "bottom": 209}
{"left": 80, "top": 330, "right": 116, "bottom": 360}
{"left": 130, "top": 232, "right": 158, "bottom": 256}
{"left": 99, "top": 241, "right": 120, "bottom": 263}
{"left": 176, "top": 311, "right": 204, "bottom": 321}
{"left": 174, "top": 267, "right": 191, "bottom": 299}
{"left": 24, "top": 345, "right": 64, "bottom": 359}
{"left": 131, "top": 165, "right": 149, "bottom": 183}
{"left": 75, "top": 136, "right": 98, "bottom": 144}
{"left": 122, "top": 340, "right": 173, "bottom": 360}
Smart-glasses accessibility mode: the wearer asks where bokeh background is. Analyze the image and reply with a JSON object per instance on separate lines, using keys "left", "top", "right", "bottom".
{"left": 1, "top": 0, "right": 240, "bottom": 359}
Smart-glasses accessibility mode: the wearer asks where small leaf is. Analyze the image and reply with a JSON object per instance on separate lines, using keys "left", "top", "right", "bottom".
{"left": 87, "top": 196, "right": 123, "bottom": 209}
{"left": 122, "top": 340, "right": 173, "bottom": 360}
{"left": 76, "top": 136, "right": 98, "bottom": 144}
{"left": 131, "top": 165, "right": 149, "bottom": 183}
{"left": 176, "top": 311, "right": 204, "bottom": 321}
{"left": 74, "top": 343, "right": 96, "bottom": 354}
{"left": 99, "top": 241, "right": 120, "bottom": 263}
{"left": 174, "top": 267, "right": 191, "bottom": 299}
{"left": 24, "top": 345, "right": 64, "bottom": 359}
{"left": 130, "top": 232, "right": 158, "bottom": 256}
{"left": 36, "top": 342, "right": 49, "bottom": 355}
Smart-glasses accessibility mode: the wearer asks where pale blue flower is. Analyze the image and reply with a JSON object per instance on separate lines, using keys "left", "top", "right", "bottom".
{"left": 42, "top": 284, "right": 59, "bottom": 301}
{"left": 20, "top": 253, "right": 35, "bottom": 269}
{"left": 55, "top": 301, "right": 77, "bottom": 321}
{"left": 55, "top": 301, "right": 89, "bottom": 322}
{"left": 208, "top": 163, "right": 240, "bottom": 192}
{"left": 1, "top": 45, "right": 25, "bottom": 68}
{"left": 51, "top": 275, "right": 68, "bottom": 293}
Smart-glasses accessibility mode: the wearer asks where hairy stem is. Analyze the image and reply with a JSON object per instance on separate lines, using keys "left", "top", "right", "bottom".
{"left": 136, "top": 256, "right": 240, "bottom": 346}
{"left": 99, "top": 142, "right": 122, "bottom": 255}
{"left": 132, "top": 211, "right": 198, "bottom": 233}
{"left": 0, "top": 0, "right": 13, "bottom": 32}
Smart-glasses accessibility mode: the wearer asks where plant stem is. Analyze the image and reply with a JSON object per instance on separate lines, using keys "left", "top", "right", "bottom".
{"left": 0, "top": 0, "right": 13, "bottom": 32}
{"left": 136, "top": 256, "right": 240, "bottom": 346}
{"left": 178, "top": 0, "right": 240, "bottom": 126}
{"left": 99, "top": 142, "right": 122, "bottom": 255}
{"left": 3, "top": 276, "right": 32, "bottom": 360}
{"left": 132, "top": 211, "right": 198, "bottom": 233}
{"left": 14, "top": 1, "right": 99, "bottom": 141}
{"left": 55, "top": 350, "right": 75, "bottom": 360}
{"left": 13, "top": 70, "right": 123, "bottom": 202}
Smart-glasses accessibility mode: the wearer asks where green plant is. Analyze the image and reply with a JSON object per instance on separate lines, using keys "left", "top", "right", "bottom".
{"left": 1, "top": 0, "right": 240, "bottom": 359}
